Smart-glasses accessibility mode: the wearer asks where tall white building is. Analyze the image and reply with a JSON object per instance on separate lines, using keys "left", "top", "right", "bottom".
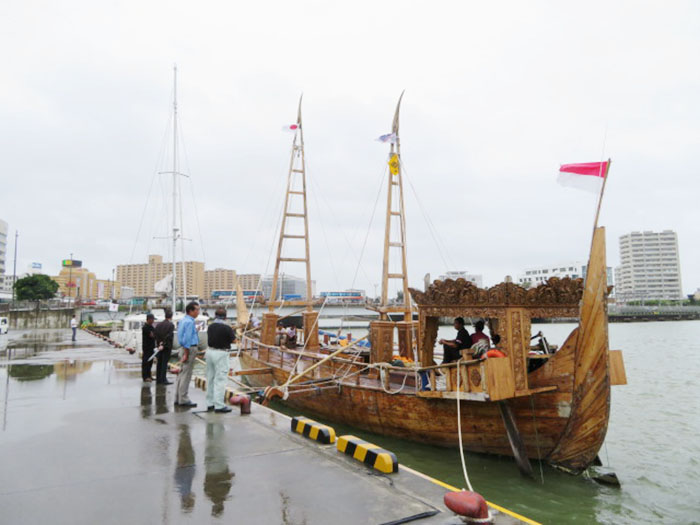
{"left": 0, "top": 219, "right": 7, "bottom": 277}
{"left": 439, "top": 271, "right": 483, "bottom": 288}
{"left": 518, "top": 261, "right": 613, "bottom": 288}
{"left": 615, "top": 230, "right": 683, "bottom": 301}
{"left": 0, "top": 220, "right": 9, "bottom": 297}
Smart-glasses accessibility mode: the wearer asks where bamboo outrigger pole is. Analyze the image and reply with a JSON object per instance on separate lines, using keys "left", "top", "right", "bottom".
{"left": 269, "top": 95, "right": 314, "bottom": 312}
{"left": 379, "top": 91, "right": 412, "bottom": 321}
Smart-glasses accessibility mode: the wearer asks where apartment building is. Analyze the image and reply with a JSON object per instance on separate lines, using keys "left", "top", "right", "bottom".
{"left": 53, "top": 266, "right": 122, "bottom": 300}
{"left": 615, "top": 230, "right": 683, "bottom": 301}
{"left": 204, "top": 268, "right": 237, "bottom": 299}
{"left": 116, "top": 254, "right": 204, "bottom": 298}
{"left": 237, "top": 273, "right": 261, "bottom": 292}
{"left": 518, "top": 261, "right": 613, "bottom": 288}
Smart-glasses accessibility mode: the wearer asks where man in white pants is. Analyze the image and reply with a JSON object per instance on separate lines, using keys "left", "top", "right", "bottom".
{"left": 205, "top": 307, "right": 235, "bottom": 413}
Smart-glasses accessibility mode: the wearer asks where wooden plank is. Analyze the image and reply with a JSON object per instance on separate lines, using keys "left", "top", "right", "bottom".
{"left": 486, "top": 357, "right": 515, "bottom": 401}
{"left": 233, "top": 367, "right": 272, "bottom": 376}
{"left": 609, "top": 350, "right": 627, "bottom": 385}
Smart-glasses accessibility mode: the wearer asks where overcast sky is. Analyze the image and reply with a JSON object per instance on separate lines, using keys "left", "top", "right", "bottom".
{"left": 1, "top": 1, "right": 699, "bottom": 298}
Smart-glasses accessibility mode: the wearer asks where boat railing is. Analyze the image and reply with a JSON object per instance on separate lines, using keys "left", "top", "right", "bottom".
{"left": 240, "top": 335, "right": 370, "bottom": 385}
{"left": 240, "top": 335, "right": 528, "bottom": 401}
{"left": 412, "top": 359, "right": 492, "bottom": 400}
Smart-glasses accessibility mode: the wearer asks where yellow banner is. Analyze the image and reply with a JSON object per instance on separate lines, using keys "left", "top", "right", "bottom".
{"left": 388, "top": 154, "right": 400, "bottom": 175}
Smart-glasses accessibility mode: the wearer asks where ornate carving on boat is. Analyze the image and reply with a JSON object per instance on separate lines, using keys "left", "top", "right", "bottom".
{"left": 470, "top": 369, "right": 481, "bottom": 387}
{"left": 409, "top": 277, "right": 585, "bottom": 309}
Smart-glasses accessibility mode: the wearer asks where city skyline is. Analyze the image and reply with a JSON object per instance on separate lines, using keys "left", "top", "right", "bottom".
{"left": 1, "top": 2, "right": 699, "bottom": 298}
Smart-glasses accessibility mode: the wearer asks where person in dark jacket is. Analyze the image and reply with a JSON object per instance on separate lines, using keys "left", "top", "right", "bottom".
{"left": 142, "top": 313, "right": 156, "bottom": 381}
{"left": 154, "top": 309, "right": 175, "bottom": 385}
{"left": 438, "top": 317, "right": 471, "bottom": 364}
{"left": 205, "top": 307, "right": 236, "bottom": 413}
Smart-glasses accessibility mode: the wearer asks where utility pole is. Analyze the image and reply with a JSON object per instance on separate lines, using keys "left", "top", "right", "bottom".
{"left": 11, "top": 230, "right": 18, "bottom": 304}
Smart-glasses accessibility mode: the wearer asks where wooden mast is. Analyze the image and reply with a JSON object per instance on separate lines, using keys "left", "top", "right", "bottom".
{"left": 380, "top": 92, "right": 412, "bottom": 321}
{"left": 269, "top": 95, "right": 313, "bottom": 312}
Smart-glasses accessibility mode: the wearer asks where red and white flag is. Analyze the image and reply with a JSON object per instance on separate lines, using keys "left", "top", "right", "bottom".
{"left": 557, "top": 161, "right": 608, "bottom": 194}
{"left": 282, "top": 123, "right": 301, "bottom": 132}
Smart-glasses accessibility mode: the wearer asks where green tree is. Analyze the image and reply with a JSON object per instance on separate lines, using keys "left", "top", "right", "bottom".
{"left": 14, "top": 274, "right": 59, "bottom": 300}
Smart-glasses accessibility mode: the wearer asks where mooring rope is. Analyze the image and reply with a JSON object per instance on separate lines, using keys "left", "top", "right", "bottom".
{"left": 529, "top": 395, "right": 545, "bottom": 484}
{"left": 455, "top": 359, "right": 474, "bottom": 492}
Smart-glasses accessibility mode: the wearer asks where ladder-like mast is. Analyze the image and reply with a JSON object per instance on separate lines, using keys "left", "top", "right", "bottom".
{"left": 269, "top": 96, "right": 314, "bottom": 311}
{"left": 379, "top": 92, "right": 411, "bottom": 321}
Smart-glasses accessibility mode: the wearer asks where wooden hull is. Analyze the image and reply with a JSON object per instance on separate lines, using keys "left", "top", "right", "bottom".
{"left": 239, "top": 228, "right": 613, "bottom": 473}
{"left": 239, "top": 326, "right": 604, "bottom": 472}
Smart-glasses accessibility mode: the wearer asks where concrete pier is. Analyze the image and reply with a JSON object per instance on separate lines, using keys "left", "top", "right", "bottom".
{"left": 0, "top": 329, "right": 534, "bottom": 524}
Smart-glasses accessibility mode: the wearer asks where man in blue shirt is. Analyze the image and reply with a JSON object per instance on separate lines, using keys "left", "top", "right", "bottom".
{"left": 175, "top": 301, "right": 200, "bottom": 408}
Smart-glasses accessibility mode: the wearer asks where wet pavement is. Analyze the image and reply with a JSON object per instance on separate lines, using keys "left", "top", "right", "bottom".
{"left": 0, "top": 329, "right": 527, "bottom": 524}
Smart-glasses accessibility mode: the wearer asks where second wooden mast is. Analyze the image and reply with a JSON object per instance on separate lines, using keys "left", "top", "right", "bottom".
{"left": 269, "top": 95, "right": 313, "bottom": 312}
{"left": 262, "top": 96, "right": 320, "bottom": 349}
{"left": 379, "top": 92, "right": 412, "bottom": 322}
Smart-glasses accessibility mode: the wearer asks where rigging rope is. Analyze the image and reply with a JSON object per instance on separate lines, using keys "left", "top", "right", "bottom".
{"left": 400, "top": 159, "right": 456, "bottom": 272}
{"left": 455, "top": 359, "right": 474, "bottom": 492}
{"left": 129, "top": 110, "right": 173, "bottom": 265}
{"left": 177, "top": 120, "right": 207, "bottom": 265}
{"left": 281, "top": 296, "right": 329, "bottom": 390}
{"left": 350, "top": 167, "right": 387, "bottom": 291}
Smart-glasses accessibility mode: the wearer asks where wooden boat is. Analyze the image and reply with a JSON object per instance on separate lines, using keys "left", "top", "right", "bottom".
{"left": 238, "top": 96, "right": 627, "bottom": 475}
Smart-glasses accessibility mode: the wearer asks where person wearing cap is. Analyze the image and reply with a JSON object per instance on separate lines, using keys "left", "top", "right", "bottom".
{"left": 154, "top": 309, "right": 175, "bottom": 385}
{"left": 205, "top": 307, "right": 236, "bottom": 413}
{"left": 142, "top": 313, "right": 156, "bottom": 382}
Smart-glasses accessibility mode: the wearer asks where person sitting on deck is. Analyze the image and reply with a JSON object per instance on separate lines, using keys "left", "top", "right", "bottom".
{"left": 286, "top": 324, "right": 297, "bottom": 348}
{"left": 275, "top": 322, "right": 288, "bottom": 347}
{"left": 486, "top": 334, "right": 507, "bottom": 358}
{"left": 471, "top": 320, "right": 490, "bottom": 346}
{"left": 438, "top": 317, "right": 471, "bottom": 364}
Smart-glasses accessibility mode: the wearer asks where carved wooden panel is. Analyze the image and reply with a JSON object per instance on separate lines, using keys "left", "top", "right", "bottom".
{"left": 409, "top": 276, "right": 585, "bottom": 314}
{"left": 370, "top": 320, "right": 395, "bottom": 363}
{"left": 508, "top": 308, "right": 529, "bottom": 392}
{"left": 396, "top": 321, "right": 418, "bottom": 359}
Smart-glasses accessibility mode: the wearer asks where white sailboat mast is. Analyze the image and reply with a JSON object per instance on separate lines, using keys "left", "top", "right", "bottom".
{"left": 172, "top": 65, "right": 179, "bottom": 312}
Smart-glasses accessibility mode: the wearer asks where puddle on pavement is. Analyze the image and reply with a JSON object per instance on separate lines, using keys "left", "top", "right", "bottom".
{"left": 173, "top": 421, "right": 235, "bottom": 517}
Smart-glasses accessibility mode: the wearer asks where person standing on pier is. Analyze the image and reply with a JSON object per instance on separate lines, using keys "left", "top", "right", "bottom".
{"left": 141, "top": 313, "right": 156, "bottom": 382}
{"left": 175, "top": 302, "right": 200, "bottom": 408}
{"left": 154, "top": 309, "right": 175, "bottom": 385}
{"left": 70, "top": 315, "right": 78, "bottom": 341}
{"left": 205, "top": 307, "right": 235, "bottom": 413}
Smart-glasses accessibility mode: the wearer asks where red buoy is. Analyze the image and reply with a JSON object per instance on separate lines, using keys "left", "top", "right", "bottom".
{"left": 444, "top": 491, "right": 491, "bottom": 522}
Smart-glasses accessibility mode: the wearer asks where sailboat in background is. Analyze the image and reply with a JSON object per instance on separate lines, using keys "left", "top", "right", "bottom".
{"left": 110, "top": 66, "right": 208, "bottom": 351}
